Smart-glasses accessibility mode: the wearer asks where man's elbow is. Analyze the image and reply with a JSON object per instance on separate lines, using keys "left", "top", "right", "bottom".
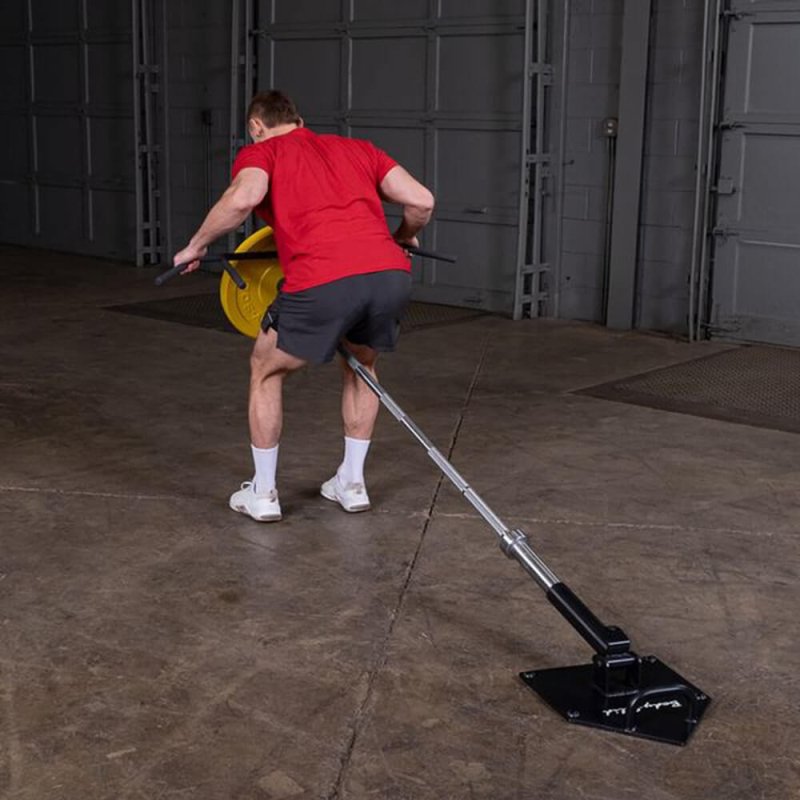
{"left": 415, "top": 188, "right": 435, "bottom": 215}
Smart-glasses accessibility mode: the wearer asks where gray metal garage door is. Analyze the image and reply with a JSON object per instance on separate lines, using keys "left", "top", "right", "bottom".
{"left": 709, "top": 1, "right": 800, "bottom": 345}
{"left": 254, "top": 0, "right": 547, "bottom": 315}
{"left": 0, "top": 0, "right": 136, "bottom": 259}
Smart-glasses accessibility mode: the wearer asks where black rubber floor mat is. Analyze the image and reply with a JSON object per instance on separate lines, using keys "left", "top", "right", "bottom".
{"left": 109, "top": 293, "right": 236, "bottom": 333}
{"left": 108, "top": 294, "right": 487, "bottom": 335}
{"left": 577, "top": 346, "right": 800, "bottom": 434}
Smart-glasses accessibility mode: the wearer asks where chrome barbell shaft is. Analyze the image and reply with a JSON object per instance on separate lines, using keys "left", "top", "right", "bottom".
{"left": 339, "top": 347, "right": 560, "bottom": 591}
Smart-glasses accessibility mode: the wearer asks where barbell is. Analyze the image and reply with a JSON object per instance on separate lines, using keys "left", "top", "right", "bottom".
{"left": 155, "top": 226, "right": 457, "bottom": 338}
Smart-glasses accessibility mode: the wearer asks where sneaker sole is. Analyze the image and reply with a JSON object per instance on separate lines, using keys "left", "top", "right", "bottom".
{"left": 320, "top": 487, "right": 370, "bottom": 513}
{"left": 229, "top": 501, "right": 282, "bottom": 522}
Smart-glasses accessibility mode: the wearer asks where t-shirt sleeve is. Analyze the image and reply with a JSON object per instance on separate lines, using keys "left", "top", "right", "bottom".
{"left": 370, "top": 143, "right": 398, "bottom": 184}
{"left": 232, "top": 143, "right": 274, "bottom": 180}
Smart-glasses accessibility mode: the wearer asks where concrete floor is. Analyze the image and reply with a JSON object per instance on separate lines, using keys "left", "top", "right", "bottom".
{"left": 1, "top": 245, "right": 798, "bottom": 800}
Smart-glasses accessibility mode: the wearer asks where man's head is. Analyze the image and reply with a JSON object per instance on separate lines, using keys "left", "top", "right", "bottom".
{"left": 247, "top": 90, "right": 302, "bottom": 143}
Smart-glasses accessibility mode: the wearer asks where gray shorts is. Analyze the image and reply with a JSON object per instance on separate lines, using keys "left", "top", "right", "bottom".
{"left": 261, "top": 270, "right": 412, "bottom": 364}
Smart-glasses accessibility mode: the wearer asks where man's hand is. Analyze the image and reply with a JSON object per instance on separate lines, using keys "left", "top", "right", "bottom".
{"left": 394, "top": 233, "right": 419, "bottom": 255}
{"left": 173, "top": 243, "right": 208, "bottom": 275}
{"left": 394, "top": 233, "right": 419, "bottom": 248}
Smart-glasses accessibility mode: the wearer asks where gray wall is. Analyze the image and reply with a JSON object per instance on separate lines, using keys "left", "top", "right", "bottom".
{"left": 552, "top": 0, "right": 704, "bottom": 333}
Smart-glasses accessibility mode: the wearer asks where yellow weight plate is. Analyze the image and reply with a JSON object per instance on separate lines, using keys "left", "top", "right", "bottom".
{"left": 219, "top": 226, "right": 285, "bottom": 339}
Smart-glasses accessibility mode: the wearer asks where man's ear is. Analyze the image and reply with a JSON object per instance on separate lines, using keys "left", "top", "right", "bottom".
{"left": 298, "top": 117, "right": 305, "bottom": 128}
{"left": 249, "top": 118, "right": 267, "bottom": 142}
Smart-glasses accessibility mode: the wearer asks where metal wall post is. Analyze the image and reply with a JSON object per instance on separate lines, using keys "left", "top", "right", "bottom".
{"left": 158, "top": 0, "right": 173, "bottom": 263}
{"left": 132, "top": 0, "right": 161, "bottom": 265}
{"left": 551, "top": 0, "right": 572, "bottom": 319}
{"left": 228, "top": 0, "right": 257, "bottom": 249}
{"left": 605, "top": 0, "right": 652, "bottom": 330}
{"left": 132, "top": 0, "right": 144, "bottom": 265}
{"left": 513, "top": 0, "right": 552, "bottom": 320}
{"left": 25, "top": 0, "right": 39, "bottom": 237}
{"left": 688, "top": 0, "right": 724, "bottom": 341}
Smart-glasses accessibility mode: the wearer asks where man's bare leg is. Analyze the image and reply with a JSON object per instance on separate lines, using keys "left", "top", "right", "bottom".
{"left": 320, "top": 341, "right": 379, "bottom": 513}
{"left": 230, "top": 328, "right": 305, "bottom": 521}
{"left": 249, "top": 327, "right": 306, "bottom": 448}
{"left": 339, "top": 340, "right": 380, "bottom": 442}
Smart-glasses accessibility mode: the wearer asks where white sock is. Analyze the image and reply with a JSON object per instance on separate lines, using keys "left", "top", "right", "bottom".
{"left": 251, "top": 444, "right": 279, "bottom": 494}
{"left": 338, "top": 436, "right": 370, "bottom": 485}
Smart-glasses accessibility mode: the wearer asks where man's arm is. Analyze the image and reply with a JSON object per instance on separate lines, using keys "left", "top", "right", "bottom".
{"left": 379, "top": 166, "right": 435, "bottom": 247}
{"left": 173, "top": 167, "right": 270, "bottom": 272}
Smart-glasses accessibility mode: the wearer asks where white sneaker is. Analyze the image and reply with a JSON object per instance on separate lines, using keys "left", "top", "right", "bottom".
{"left": 320, "top": 474, "right": 371, "bottom": 513}
{"left": 229, "top": 481, "right": 282, "bottom": 522}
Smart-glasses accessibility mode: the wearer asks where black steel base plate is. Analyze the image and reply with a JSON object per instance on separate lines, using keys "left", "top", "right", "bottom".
{"left": 520, "top": 656, "right": 711, "bottom": 746}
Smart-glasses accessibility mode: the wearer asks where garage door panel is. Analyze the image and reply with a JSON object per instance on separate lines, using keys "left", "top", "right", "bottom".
{"left": 0, "top": 47, "right": 29, "bottom": 104}
{"left": 733, "top": 240, "right": 800, "bottom": 318}
{"left": 39, "top": 185, "right": 84, "bottom": 246}
{"left": 34, "top": 45, "right": 82, "bottom": 104}
{"left": 86, "top": 0, "right": 132, "bottom": 33}
{"left": 0, "top": 116, "right": 29, "bottom": 178}
{"left": 308, "top": 123, "right": 341, "bottom": 134}
{"left": 431, "top": 219, "right": 517, "bottom": 294}
{"left": 352, "top": 0, "right": 429, "bottom": 22}
{"left": 0, "top": 184, "right": 31, "bottom": 242}
{"left": 92, "top": 189, "right": 136, "bottom": 256}
{"left": 4, "top": 3, "right": 28, "bottom": 36}
{"left": 437, "top": 128, "right": 520, "bottom": 211}
{"left": 438, "top": 35, "right": 523, "bottom": 114}
{"left": 351, "top": 37, "right": 428, "bottom": 112}
{"left": 89, "top": 43, "right": 133, "bottom": 106}
{"left": 90, "top": 117, "right": 135, "bottom": 184}
{"left": 37, "top": 115, "right": 83, "bottom": 179}
{"left": 272, "top": 39, "right": 341, "bottom": 112}
{"left": 713, "top": 238, "right": 800, "bottom": 342}
{"left": 349, "top": 126, "right": 426, "bottom": 180}
{"left": 439, "top": 0, "right": 525, "bottom": 19}
{"left": 724, "top": 12, "right": 800, "bottom": 120}
{"left": 272, "top": 0, "right": 342, "bottom": 24}
{"left": 739, "top": 132, "right": 800, "bottom": 232}
{"left": 30, "top": 0, "right": 80, "bottom": 34}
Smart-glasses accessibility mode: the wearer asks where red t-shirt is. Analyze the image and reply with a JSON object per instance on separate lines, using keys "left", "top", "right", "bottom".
{"left": 231, "top": 127, "right": 410, "bottom": 293}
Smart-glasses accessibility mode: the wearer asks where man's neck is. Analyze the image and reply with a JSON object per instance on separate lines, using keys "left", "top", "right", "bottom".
{"left": 263, "top": 123, "right": 300, "bottom": 141}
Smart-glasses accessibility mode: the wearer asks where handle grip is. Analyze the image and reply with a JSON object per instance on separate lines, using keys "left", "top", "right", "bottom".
{"left": 154, "top": 255, "right": 246, "bottom": 288}
{"left": 154, "top": 263, "right": 187, "bottom": 286}
{"left": 405, "top": 245, "right": 457, "bottom": 263}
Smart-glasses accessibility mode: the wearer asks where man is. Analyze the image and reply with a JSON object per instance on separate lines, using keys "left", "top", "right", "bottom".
{"left": 173, "top": 90, "right": 434, "bottom": 522}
